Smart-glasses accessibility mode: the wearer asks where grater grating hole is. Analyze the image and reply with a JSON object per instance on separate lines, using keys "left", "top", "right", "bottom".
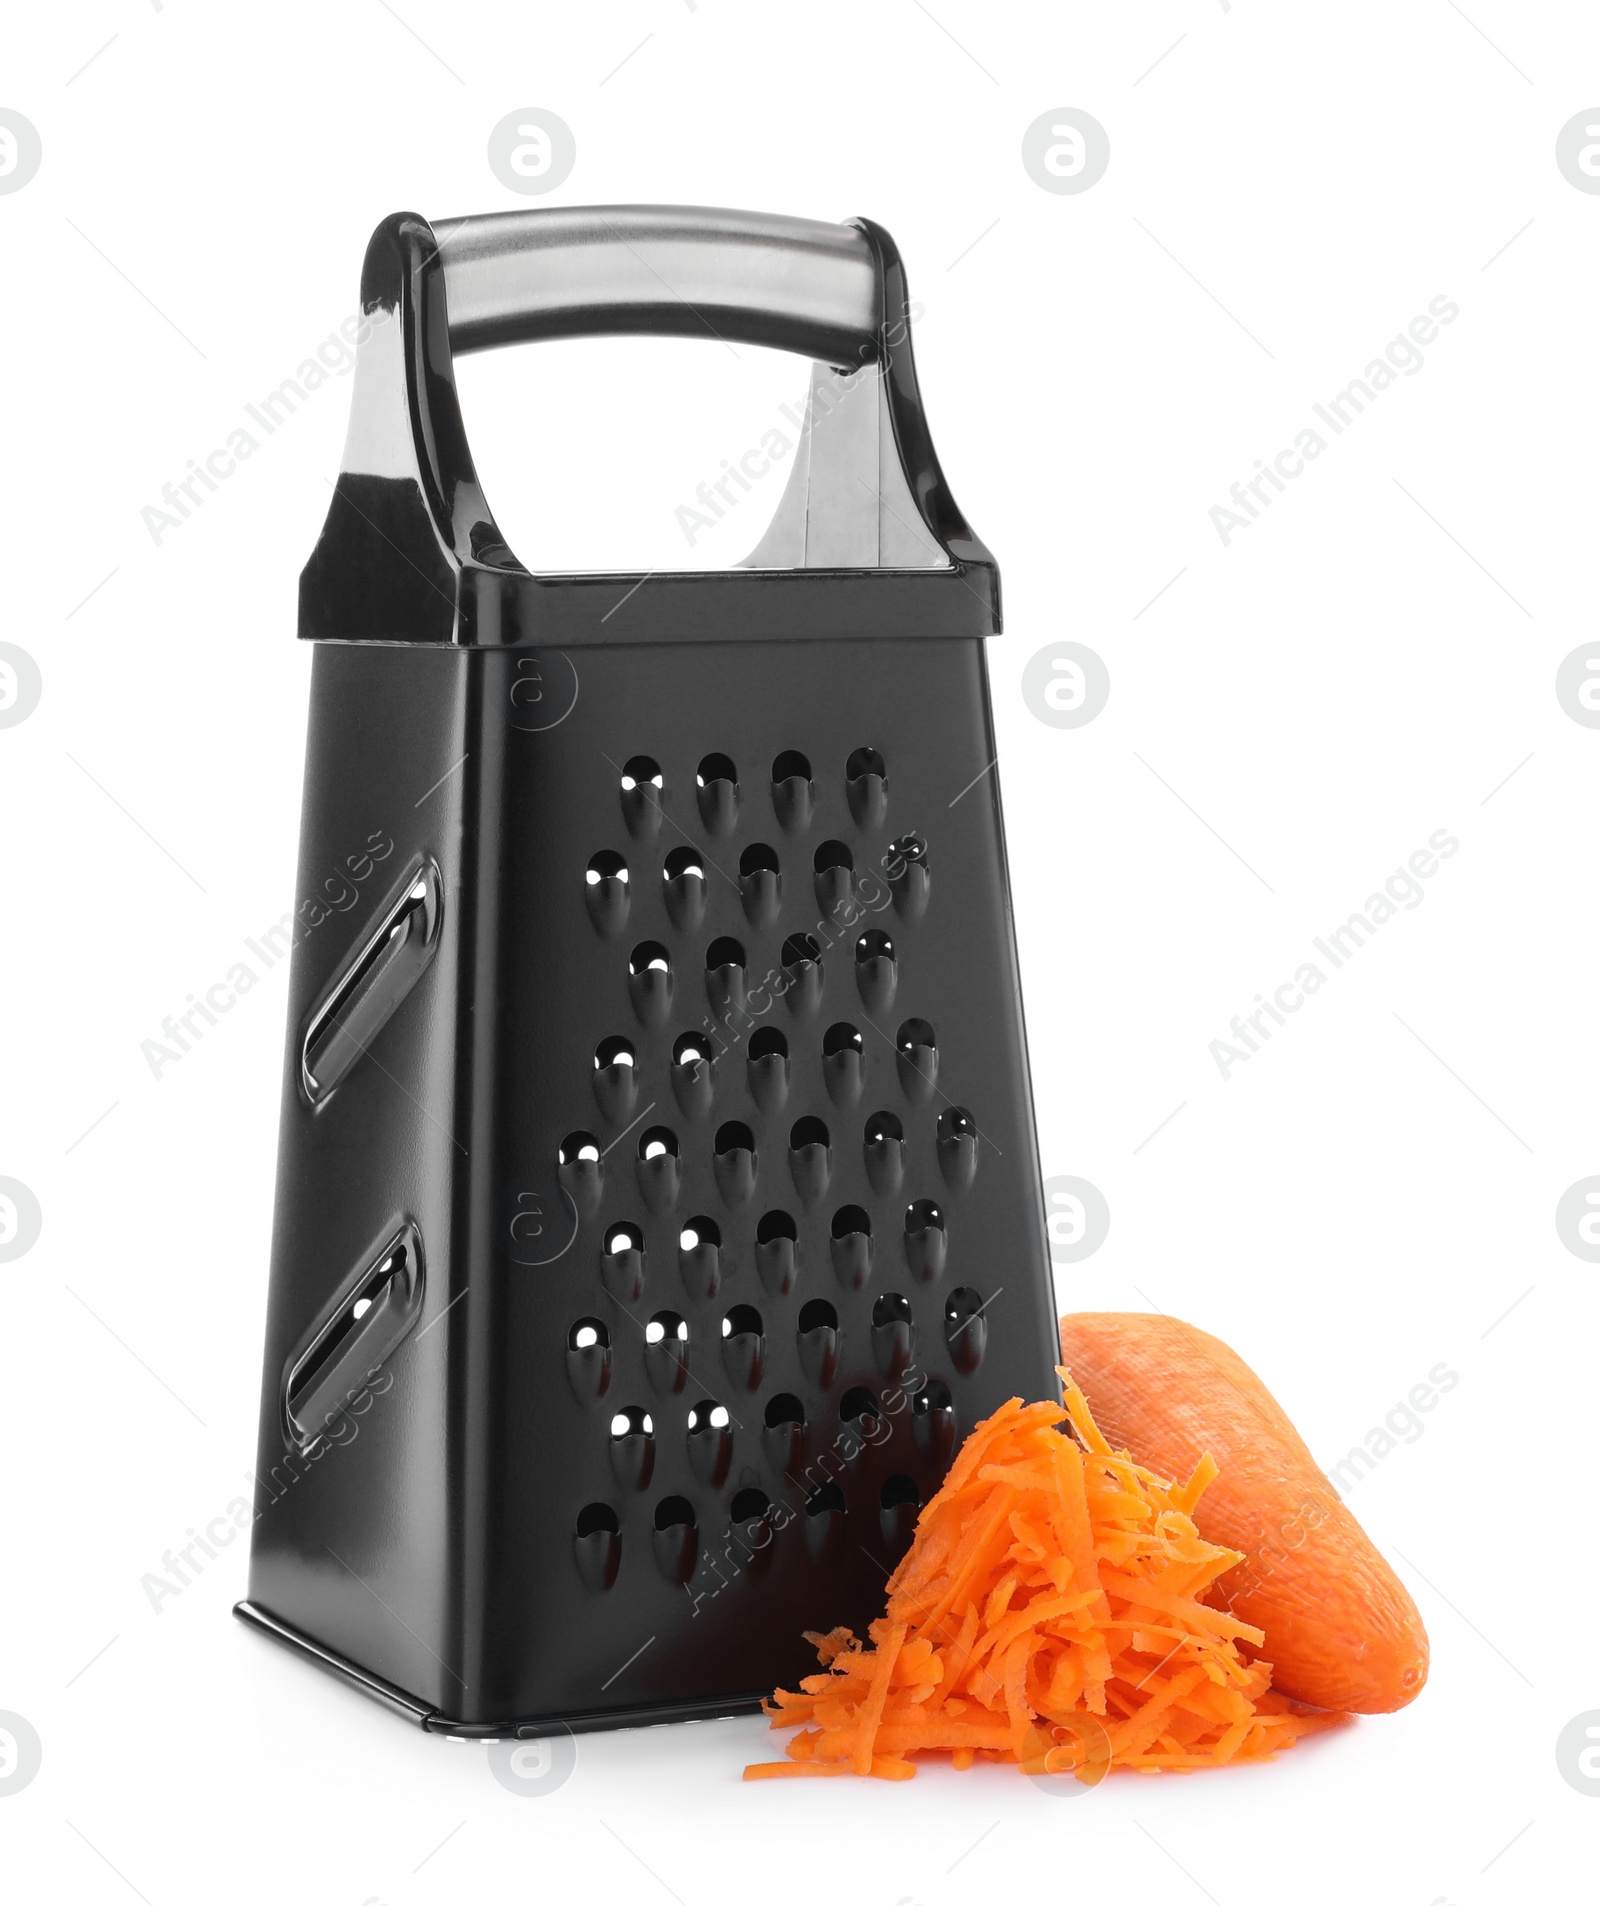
{"left": 584, "top": 850, "right": 630, "bottom": 933}
{"left": 696, "top": 756, "right": 740, "bottom": 835}
{"left": 822, "top": 1022, "right": 864, "bottom": 1104}
{"left": 601, "top": 1221, "right": 646, "bottom": 1303}
{"left": 731, "top": 1486, "right": 770, "bottom": 1520}
{"left": 831, "top": 1204, "right": 871, "bottom": 1239}
{"left": 815, "top": 843, "right": 854, "bottom": 916}
{"left": 944, "top": 1288, "right": 982, "bottom": 1328}
{"left": 706, "top": 936, "right": 748, "bottom": 1014}
{"left": 686, "top": 1395, "right": 736, "bottom": 1475}
{"left": 854, "top": 929, "right": 897, "bottom": 1011}
{"left": 895, "top": 1018, "right": 938, "bottom": 1100}
{"left": 935, "top": 1105, "right": 978, "bottom": 1190}
{"left": 764, "top": 1391, "right": 805, "bottom": 1428}
{"left": 797, "top": 1293, "right": 841, "bottom": 1385}
{"left": 943, "top": 1287, "right": 986, "bottom": 1373}
{"left": 670, "top": 1032, "right": 716, "bottom": 1119}
{"left": 887, "top": 833, "right": 928, "bottom": 876}
{"left": 805, "top": 1481, "right": 846, "bottom": 1516}
{"left": 568, "top": 1314, "right": 614, "bottom": 1399}
{"left": 720, "top": 1303, "right": 765, "bottom": 1383}
{"left": 770, "top": 753, "right": 814, "bottom": 831}
{"left": 697, "top": 753, "right": 737, "bottom": 789}
{"left": 871, "top": 1289, "right": 915, "bottom": 1377}
{"left": 863, "top": 1109, "right": 906, "bottom": 1195}
{"left": 886, "top": 832, "right": 931, "bottom": 921}
{"left": 678, "top": 1214, "right": 722, "bottom": 1300}
{"left": 713, "top": 1119, "right": 758, "bottom": 1205}
{"left": 879, "top": 1475, "right": 920, "bottom": 1551}
{"left": 621, "top": 758, "right": 665, "bottom": 843}
{"left": 839, "top": 1386, "right": 881, "bottom": 1428}
{"left": 815, "top": 837, "right": 853, "bottom": 908}
{"left": 637, "top": 1124, "right": 681, "bottom": 1213}
{"left": 559, "top": 1131, "right": 600, "bottom": 1165}
{"left": 621, "top": 756, "right": 663, "bottom": 792}
{"left": 645, "top": 1311, "right": 688, "bottom": 1345}
{"left": 594, "top": 1035, "right": 636, "bottom": 1069}
{"left": 780, "top": 931, "right": 825, "bottom": 1015}
{"left": 755, "top": 1207, "right": 798, "bottom": 1296}
{"left": 788, "top": 1115, "right": 833, "bottom": 1204}
{"left": 652, "top": 1493, "right": 698, "bottom": 1580}
{"left": 746, "top": 1024, "right": 789, "bottom": 1113}
{"left": 913, "top": 1376, "right": 953, "bottom": 1415}
{"left": 629, "top": 941, "right": 675, "bottom": 1029}
{"left": 574, "top": 1499, "right": 621, "bottom": 1588}
{"left": 846, "top": 749, "right": 889, "bottom": 829}
{"left": 610, "top": 1405, "right": 654, "bottom": 1438}
{"left": 738, "top": 841, "right": 783, "bottom": 927}
{"left": 829, "top": 1203, "right": 874, "bottom": 1290}
{"left": 904, "top": 1198, "right": 948, "bottom": 1280}
{"left": 662, "top": 846, "right": 708, "bottom": 931}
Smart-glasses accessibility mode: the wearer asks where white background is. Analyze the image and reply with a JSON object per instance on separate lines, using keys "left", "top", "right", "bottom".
{"left": 3, "top": 3, "right": 1595, "bottom": 1902}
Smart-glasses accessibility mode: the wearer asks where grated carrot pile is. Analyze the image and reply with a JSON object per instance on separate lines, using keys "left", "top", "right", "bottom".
{"left": 744, "top": 1375, "right": 1346, "bottom": 1782}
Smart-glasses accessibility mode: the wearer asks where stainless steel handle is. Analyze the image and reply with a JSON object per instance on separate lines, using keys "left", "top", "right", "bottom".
{"left": 433, "top": 205, "right": 880, "bottom": 361}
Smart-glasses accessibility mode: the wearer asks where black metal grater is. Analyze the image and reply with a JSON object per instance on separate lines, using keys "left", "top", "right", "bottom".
{"left": 235, "top": 205, "right": 1059, "bottom": 1735}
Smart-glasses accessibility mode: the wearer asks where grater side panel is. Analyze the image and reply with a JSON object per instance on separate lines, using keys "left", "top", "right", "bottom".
{"left": 244, "top": 642, "right": 481, "bottom": 1714}
{"left": 469, "top": 636, "right": 1058, "bottom": 1727}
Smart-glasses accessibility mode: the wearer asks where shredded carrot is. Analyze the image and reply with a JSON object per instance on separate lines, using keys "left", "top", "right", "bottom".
{"left": 744, "top": 1372, "right": 1347, "bottom": 1783}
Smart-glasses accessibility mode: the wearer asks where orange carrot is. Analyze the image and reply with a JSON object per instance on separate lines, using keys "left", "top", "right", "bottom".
{"left": 744, "top": 1380, "right": 1345, "bottom": 1781}
{"left": 1059, "top": 1313, "right": 1429, "bottom": 1714}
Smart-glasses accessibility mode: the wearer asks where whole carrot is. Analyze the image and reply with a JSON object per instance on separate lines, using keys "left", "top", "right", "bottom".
{"left": 1059, "top": 1311, "right": 1428, "bottom": 1714}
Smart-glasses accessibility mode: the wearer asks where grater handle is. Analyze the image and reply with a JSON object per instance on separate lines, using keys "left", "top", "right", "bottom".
{"left": 433, "top": 206, "right": 879, "bottom": 363}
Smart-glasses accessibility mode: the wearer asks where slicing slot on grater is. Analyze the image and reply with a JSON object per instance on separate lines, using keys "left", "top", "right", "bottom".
{"left": 283, "top": 1221, "right": 423, "bottom": 1450}
{"left": 301, "top": 862, "right": 442, "bottom": 1105}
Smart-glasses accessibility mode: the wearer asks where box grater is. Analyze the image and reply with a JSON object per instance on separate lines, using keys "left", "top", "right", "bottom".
{"left": 236, "top": 205, "right": 1059, "bottom": 1735}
